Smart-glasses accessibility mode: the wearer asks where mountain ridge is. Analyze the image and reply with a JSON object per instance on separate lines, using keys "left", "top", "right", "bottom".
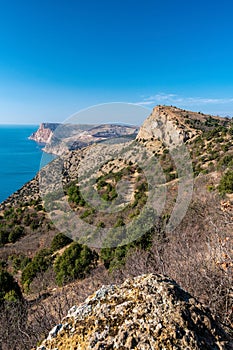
{"left": 0, "top": 105, "right": 232, "bottom": 349}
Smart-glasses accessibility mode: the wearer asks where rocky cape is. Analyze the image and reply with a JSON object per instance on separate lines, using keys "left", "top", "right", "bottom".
{"left": 36, "top": 274, "right": 233, "bottom": 350}
{"left": 29, "top": 123, "right": 139, "bottom": 155}
{"left": 29, "top": 123, "right": 60, "bottom": 144}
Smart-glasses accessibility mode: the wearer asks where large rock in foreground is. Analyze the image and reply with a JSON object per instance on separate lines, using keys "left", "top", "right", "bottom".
{"left": 37, "top": 274, "right": 233, "bottom": 350}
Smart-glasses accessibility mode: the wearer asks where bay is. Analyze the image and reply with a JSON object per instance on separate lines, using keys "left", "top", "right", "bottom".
{"left": 0, "top": 125, "right": 54, "bottom": 203}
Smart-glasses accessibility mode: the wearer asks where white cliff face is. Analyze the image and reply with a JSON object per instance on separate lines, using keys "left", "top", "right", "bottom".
{"left": 136, "top": 105, "right": 200, "bottom": 151}
{"left": 29, "top": 123, "right": 60, "bottom": 144}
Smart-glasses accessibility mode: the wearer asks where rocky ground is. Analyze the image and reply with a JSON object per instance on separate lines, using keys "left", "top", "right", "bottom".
{"left": 36, "top": 274, "right": 233, "bottom": 350}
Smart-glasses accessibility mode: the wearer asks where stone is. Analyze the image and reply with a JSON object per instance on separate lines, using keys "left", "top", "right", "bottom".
{"left": 35, "top": 274, "right": 233, "bottom": 350}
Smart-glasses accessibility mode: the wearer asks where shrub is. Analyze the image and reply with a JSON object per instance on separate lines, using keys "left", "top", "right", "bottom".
{"left": 67, "top": 184, "right": 85, "bottom": 206}
{"left": 100, "top": 226, "right": 155, "bottom": 271}
{"left": 207, "top": 185, "right": 214, "bottom": 192}
{"left": 10, "top": 255, "right": 31, "bottom": 272}
{"left": 50, "top": 233, "right": 73, "bottom": 252}
{"left": 21, "top": 249, "right": 53, "bottom": 290}
{"left": 218, "top": 170, "right": 233, "bottom": 194}
{"left": 0, "top": 231, "right": 9, "bottom": 245}
{"left": 221, "top": 144, "right": 229, "bottom": 152}
{"left": 54, "top": 243, "right": 98, "bottom": 286}
{"left": 30, "top": 221, "right": 39, "bottom": 231}
{"left": 0, "top": 269, "right": 22, "bottom": 303}
{"left": 80, "top": 209, "right": 94, "bottom": 219}
{"left": 8, "top": 226, "right": 24, "bottom": 243}
{"left": 23, "top": 213, "right": 31, "bottom": 226}
{"left": 217, "top": 155, "right": 233, "bottom": 170}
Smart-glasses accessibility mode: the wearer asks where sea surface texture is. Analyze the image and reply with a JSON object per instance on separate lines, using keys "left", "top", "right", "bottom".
{"left": 0, "top": 125, "right": 54, "bottom": 203}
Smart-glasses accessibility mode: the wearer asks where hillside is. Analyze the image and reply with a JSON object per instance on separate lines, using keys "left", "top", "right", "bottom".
{"left": 0, "top": 105, "right": 232, "bottom": 349}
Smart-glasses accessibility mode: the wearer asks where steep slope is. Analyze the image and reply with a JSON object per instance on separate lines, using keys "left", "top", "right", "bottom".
{"left": 0, "top": 106, "right": 232, "bottom": 349}
{"left": 36, "top": 274, "right": 233, "bottom": 350}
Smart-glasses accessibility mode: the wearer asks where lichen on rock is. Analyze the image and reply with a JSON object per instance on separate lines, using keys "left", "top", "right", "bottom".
{"left": 36, "top": 274, "right": 233, "bottom": 350}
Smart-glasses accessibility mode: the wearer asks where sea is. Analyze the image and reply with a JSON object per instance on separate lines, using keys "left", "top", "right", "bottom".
{"left": 0, "top": 125, "right": 55, "bottom": 203}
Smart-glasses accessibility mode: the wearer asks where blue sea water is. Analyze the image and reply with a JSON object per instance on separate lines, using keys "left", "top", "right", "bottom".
{"left": 0, "top": 125, "right": 54, "bottom": 203}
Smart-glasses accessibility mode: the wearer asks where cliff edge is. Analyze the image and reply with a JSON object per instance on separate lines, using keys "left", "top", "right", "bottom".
{"left": 36, "top": 274, "right": 233, "bottom": 350}
{"left": 29, "top": 123, "right": 60, "bottom": 144}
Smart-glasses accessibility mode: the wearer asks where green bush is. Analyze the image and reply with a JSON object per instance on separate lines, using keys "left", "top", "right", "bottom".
{"left": 96, "top": 177, "right": 107, "bottom": 190}
{"left": 114, "top": 217, "right": 125, "bottom": 228}
{"left": 0, "top": 231, "right": 9, "bottom": 246}
{"left": 50, "top": 233, "right": 73, "bottom": 252}
{"left": 221, "top": 144, "right": 229, "bottom": 152}
{"left": 3, "top": 208, "right": 14, "bottom": 218}
{"left": 219, "top": 170, "right": 233, "bottom": 194}
{"left": 8, "top": 226, "right": 24, "bottom": 243}
{"left": 54, "top": 242, "right": 98, "bottom": 286}
{"left": 80, "top": 209, "right": 92, "bottom": 219}
{"left": 100, "top": 226, "right": 155, "bottom": 271}
{"left": 100, "top": 247, "right": 114, "bottom": 269}
{"left": 0, "top": 269, "right": 22, "bottom": 303}
{"left": 30, "top": 221, "right": 39, "bottom": 230}
{"left": 217, "top": 155, "right": 233, "bottom": 170}
{"left": 35, "top": 204, "right": 44, "bottom": 211}
{"left": 23, "top": 213, "right": 31, "bottom": 226}
{"left": 21, "top": 249, "right": 53, "bottom": 289}
{"left": 97, "top": 177, "right": 118, "bottom": 202}
{"left": 10, "top": 254, "right": 31, "bottom": 272}
{"left": 67, "top": 184, "right": 86, "bottom": 206}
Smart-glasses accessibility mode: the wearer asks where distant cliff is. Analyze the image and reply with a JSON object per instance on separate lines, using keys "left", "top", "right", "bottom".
{"left": 29, "top": 123, "right": 60, "bottom": 144}
{"left": 29, "top": 123, "right": 139, "bottom": 155}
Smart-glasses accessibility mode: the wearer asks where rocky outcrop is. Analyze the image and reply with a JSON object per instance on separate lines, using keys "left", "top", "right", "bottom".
{"left": 29, "top": 123, "right": 60, "bottom": 144}
{"left": 36, "top": 274, "right": 233, "bottom": 350}
{"left": 136, "top": 105, "right": 228, "bottom": 151}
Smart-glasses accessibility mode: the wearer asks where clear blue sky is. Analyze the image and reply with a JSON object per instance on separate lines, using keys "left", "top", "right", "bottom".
{"left": 0, "top": 0, "right": 233, "bottom": 124}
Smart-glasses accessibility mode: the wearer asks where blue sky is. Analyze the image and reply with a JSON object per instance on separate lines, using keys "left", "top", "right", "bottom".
{"left": 0, "top": 0, "right": 233, "bottom": 124}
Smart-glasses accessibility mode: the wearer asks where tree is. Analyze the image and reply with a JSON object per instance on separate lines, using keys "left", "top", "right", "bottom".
{"left": 8, "top": 226, "right": 24, "bottom": 243}
{"left": 54, "top": 242, "right": 98, "bottom": 286}
{"left": 50, "top": 233, "right": 73, "bottom": 252}
{"left": 67, "top": 184, "right": 85, "bottom": 206}
{"left": 0, "top": 269, "right": 22, "bottom": 303}
{"left": 0, "top": 230, "right": 9, "bottom": 245}
{"left": 219, "top": 170, "right": 233, "bottom": 194}
{"left": 21, "top": 249, "right": 53, "bottom": 290}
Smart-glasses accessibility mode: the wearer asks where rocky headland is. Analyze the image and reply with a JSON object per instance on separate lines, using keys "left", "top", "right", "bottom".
{"left": 29, "top": 123, "right": 139, "bottom": 155}
{"left": 29, "top": 123, "right": 60, "bottom": 144}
